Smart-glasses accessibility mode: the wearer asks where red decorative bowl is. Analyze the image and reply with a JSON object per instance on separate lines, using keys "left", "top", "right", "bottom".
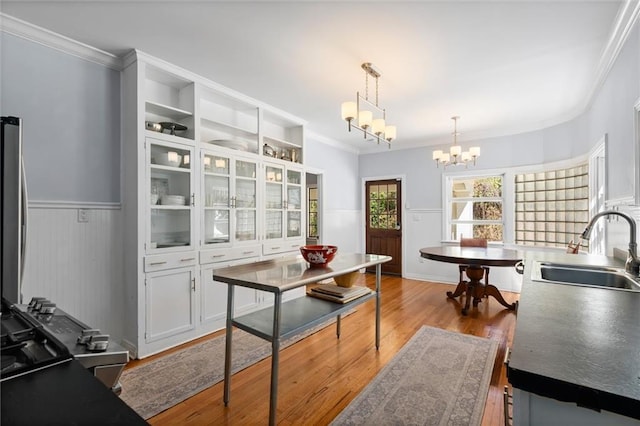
{"left": 300, "top": 245, "right": 338, "bottom": 266}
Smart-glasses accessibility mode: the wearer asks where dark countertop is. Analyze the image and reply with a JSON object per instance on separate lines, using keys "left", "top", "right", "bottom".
{"left": 1, "top": 360, "right": 147, "bottom": 425}
{"left": 507, "top": 251, "right": 640, "bottom": 419}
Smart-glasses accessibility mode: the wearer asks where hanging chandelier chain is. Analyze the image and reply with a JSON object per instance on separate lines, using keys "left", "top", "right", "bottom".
{"left": 364, "top": 70, "right": 369, "bottom": 101}
{"left": 452, "top": 116, "right": 459, "bottom": 145}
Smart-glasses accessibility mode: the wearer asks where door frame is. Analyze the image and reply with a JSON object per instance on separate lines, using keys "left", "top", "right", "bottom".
{"left": 306, "top": 166, "right": 324, "bottom": 244}
{"left": 361, "top": 174, "right": 406, "bottom": 276}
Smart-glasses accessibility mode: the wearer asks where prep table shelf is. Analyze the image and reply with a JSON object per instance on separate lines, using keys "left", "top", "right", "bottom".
{"left": 232, "top": 291, "right": 376, "bottom": 341}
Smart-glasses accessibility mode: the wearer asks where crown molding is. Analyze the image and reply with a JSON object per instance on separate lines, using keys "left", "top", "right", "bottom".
{"left": 306, "top": 130, "right": 360, "bottom": 154}
{"left": 584, "top": 0, "right": 640, "bottom": 110}
{"left": 0, "top": 13, "right": 122, "bottom": 70}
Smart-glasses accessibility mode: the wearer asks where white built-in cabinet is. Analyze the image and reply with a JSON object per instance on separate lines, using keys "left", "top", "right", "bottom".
{"left": 263, "top": 161, "right": 305, "bottom": 256}
{"left": 122, "top": 50, "right": 306, "bottom": 358}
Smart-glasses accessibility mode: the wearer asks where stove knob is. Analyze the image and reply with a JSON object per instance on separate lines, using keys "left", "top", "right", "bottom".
{"left": 39, "top": 303, "right": 56, "bottom": 314}
{"left": 87, "top": 334, "right": 110, "bottom": 352}
{"left": 28, "top": 297, "right": 47, "bottom": 310}
{"left": 77, "top": 329, "right": 101, "bottom": 345}
{"left": 34, "top": 299, "right": 50, "bottom": 312}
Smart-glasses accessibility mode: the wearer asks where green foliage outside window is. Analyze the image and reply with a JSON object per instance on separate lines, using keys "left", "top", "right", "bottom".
{"left": 472, "top": 177, "right": 503, "bottom": 241}
{"left": 369, "top": 184, "right": 398, "bottom": 230}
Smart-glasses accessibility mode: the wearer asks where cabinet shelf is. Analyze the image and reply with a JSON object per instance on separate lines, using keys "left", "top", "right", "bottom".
{"left": 263, "top": 135, "right": 300, "bottom": 149}
{"left": 151, "top": 205, "right": 191, "bottom": 210}
{"left": 145, "top": 129, "right": 194, "bottom": 143}
{"left": 150, "top": 164, "right": 191, "bottom": 173}
{"left": 201, "top": 118, "right": 257, "bottom": 141}
{"left": 232, "top": 292, "right": 376, "bottom": 342}
{"left": 146, "top": 100, "right": 193, "bottom": 120}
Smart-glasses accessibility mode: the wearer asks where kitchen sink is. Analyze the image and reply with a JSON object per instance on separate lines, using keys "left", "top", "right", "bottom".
{"left": 531, "top": 262, "right": 640, "bottom": 291}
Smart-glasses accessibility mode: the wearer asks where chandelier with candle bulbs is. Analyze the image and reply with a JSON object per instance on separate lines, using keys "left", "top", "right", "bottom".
{"left": 432, "top": 116, "right": 480, "bottom": 167}
{"left": 341, "top": 63, "right": 396, "bottom": 147}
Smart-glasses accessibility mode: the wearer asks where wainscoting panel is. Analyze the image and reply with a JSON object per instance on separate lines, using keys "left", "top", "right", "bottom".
{"left": 22, "top": 205, "right": 125, "bottom": 342}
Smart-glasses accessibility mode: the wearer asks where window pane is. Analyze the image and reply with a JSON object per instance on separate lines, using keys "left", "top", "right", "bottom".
{"left": 451, "top": 201, "right": 502, "bottom": 220}
{"left": 447, "top": 174, "right": 504, "bottom": 242}
{"left": 451, "top": 224, "right": 504, "bottom": 242}
{"left": 452, "top": 176, "right": 502, "bottom": 198}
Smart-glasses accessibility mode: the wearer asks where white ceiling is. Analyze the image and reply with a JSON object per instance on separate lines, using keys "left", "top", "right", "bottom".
{"left": 0, "top": 1, "right": 630, "bottom": 153}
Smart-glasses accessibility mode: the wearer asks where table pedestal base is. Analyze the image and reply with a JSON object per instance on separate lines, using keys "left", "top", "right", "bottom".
{"left": 446, "top": 265, "right": 517, "bottom": 315}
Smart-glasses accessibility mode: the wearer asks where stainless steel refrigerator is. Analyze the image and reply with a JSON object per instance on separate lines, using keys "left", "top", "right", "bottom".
{"left": 1, "top": 116, "right": 27, "bottom": 304}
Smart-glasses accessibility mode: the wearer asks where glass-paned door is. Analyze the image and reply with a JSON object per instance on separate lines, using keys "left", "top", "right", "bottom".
{"left": 202, "top": 152, "right": 231, "bottom": 245}
{"left": 308, "top": 186, "right": 318, "bottom": 238}
{"left": 286, "top": 169, "right": 302, "bottom": 238}
{"left": 147, "top": 138, "right": 194, "bottom": 251}
{"left": 265, "top": 165, "right": 284, "bottom": 239}
{"left": 235, "top": 159, "right": 257, "bottom": 242}
{"left": 365, "top": 179, "right": 402, "bottom": 275}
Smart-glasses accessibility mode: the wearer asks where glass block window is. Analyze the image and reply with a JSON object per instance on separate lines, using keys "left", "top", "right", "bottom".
{"left": 515, "top": 164, "right": 590, "bottom": 248}
{"left": 446, "top": 175, "right": 504, "bottom": 242}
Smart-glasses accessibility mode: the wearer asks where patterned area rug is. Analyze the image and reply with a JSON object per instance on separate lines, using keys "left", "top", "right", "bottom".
{"left": 119, "top": 319, "right": 343, "bottom": 419}
{"left": 331, "top": 326, "right": 499, "bottom": 426}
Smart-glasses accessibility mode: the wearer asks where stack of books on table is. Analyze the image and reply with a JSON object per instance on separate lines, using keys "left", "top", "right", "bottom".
{"left": 307, "top": 284, "right": 372, "bottom": 304}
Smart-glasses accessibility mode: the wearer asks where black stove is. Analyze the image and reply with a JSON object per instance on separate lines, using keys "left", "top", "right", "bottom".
{"left": 1, "top": 297, "right": 129, "bottom": 392}
{"left": 1, "top": 297, "right": 72, "bottom": 380}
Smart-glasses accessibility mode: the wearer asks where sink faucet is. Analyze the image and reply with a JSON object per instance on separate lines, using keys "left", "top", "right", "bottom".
{"left": 580, "top": 210, "right": 640, "bottom": 276}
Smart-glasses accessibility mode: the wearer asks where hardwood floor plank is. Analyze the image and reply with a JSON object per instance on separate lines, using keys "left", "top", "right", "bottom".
{"left": 127, "top": 274, "right": 518, "bottom": 425}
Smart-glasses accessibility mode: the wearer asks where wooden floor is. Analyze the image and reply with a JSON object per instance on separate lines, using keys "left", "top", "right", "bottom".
{"left": 126, "top": 274, "right": 518, "bottom": 425}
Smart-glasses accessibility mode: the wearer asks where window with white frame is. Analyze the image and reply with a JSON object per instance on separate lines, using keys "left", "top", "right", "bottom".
{"left": 445, "top": 174, "right": 504, "bottom": 242}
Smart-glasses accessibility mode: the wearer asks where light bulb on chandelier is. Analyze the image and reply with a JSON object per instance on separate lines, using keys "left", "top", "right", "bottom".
{"left": 432, "top": 116, "right": 480, "bottom": 168}
{"left": 340, "top": 62, "right": 396, "bottom": 148}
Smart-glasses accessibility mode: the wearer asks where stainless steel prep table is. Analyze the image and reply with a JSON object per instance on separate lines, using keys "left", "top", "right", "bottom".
{"left": 213, "top": 253, "right": 392, "bottom": 426}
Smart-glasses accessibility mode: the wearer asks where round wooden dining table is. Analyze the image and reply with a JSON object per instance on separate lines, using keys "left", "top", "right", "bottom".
{"left": 419, "top": 246, "right": 522, "bottom": 315}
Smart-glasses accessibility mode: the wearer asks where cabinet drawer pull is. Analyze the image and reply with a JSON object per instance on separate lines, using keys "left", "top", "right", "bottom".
{"left": 271, "top": 246, "right": 281, "bottom": 250}
{"left": 149, "top": 261, "right": 167, "bottom": 266}
{"left": 290, "top": 244, "right": 299, "bottom": 248}
{"left": 211, "top": 254, "right": 226, "bottom": 258}
{"left": 181, "top": 257, "right": 195, "bottom": 262}
{"left": 503, "top": 347, "right": 511, "bottom": 365}
{"left": 242, "top": 251, "right": 255, "bottom": 255}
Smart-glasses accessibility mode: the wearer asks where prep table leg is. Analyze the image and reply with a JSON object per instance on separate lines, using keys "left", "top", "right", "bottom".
{"left": 269, "top": 293, "right": 282, "bottom": 426}
{"left": 223, "top": 284, "right": 235, "bottom": 406}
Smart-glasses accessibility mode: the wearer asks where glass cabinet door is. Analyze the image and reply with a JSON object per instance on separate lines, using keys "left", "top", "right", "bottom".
{"left": 234, "top": 159, "right": 257, "bottom": 242}
{"left": 147, "top": 139, "right": 194, "bottom": 250}
{"left": 286, "top": 169, "right": 302, "bottom": 238}
{"left": 265, "top": 164, "right": 284, "bottom": 240}
{"left": 202, "top": 152, "right": 231, "bottom": 245}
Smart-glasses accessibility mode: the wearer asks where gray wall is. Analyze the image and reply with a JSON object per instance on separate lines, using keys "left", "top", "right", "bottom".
{"left": 1, "top": 33, "right": 121, "bottom": 203}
